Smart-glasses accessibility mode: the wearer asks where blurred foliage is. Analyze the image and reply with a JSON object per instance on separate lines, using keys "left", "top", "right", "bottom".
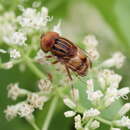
{"left": 0, "top": 0, "right": 130, "bottom": 130}
{"left": 87, "top": 0, "right": 130, "bottom": 55}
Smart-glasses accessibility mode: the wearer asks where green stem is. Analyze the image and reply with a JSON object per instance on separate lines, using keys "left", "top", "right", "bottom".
{"left": 23, "top": 56, "right": 45, "bottom": 79}
{"left": 30, "top": 122, "right": 40, "bottom": 130}
{"left": 95, "top": 116, "right": 113, "bottom": 126}
{"left": 26, "top": 118, "right": 40, "bottom": 130}
{"left": 42, "top": 96, "right": 58, "bottom": 130}
{"left": 84, "top": 118, "right": 94, "bottom": 128}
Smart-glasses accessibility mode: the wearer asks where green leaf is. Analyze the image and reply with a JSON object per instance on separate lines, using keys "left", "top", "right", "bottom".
{"left": 87, "top": 0, "right": 130, "bottom": 56}
{"left": 101, "top": 100, "right": 122, "bottom": 120}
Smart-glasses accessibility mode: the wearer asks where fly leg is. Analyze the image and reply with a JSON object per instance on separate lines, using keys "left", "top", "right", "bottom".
{"left": 52, "top": 60, "right": 59, "bottom": 64}
{"left": 45, "top": 55, "right": 59, "bottom": 65}
{"left": 75, "top": 73, "right": 87, "bottom": 85}
{"left": 65, "top": 65, "right": 77, "bottom": 104}
{"left": 45, "top": 55, "right": 53, "bottom": 58}
{"left": 65, "top": 65, "right": 72, "bottom": 80}
{"left": 36, "top": 55, "right": 53, "bottom": 64}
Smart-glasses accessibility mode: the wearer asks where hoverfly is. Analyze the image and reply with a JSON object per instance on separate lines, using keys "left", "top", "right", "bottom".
{"left": 40, "top": 32, "right": 92, "bottom": 80}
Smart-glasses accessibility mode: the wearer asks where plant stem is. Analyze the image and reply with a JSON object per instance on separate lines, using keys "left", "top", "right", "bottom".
{"left": 30, "top": 122, "right": 40, "bottom": 130}
{"left": 26, "top": 118, "right": 40, "bottom": 130}
{"left": 85, "top": 118, "right": 94, "bottom": 128}
{"left": 42, "top": 96, "right": 58, "bottom": 130}
{"left": 24, "top": 56, "right": 45, "bottom": 79}
{"left": 95, "top": 116, "right": 113, "bottom": 126}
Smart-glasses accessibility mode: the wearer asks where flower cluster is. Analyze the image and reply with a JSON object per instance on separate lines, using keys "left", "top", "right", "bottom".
{"left": 102, "top": 52, "right": 126, "bottom": 69}
{"left": 0, "top": 5, "right": 53, "bottom": 73}
{"left": 9, "top": 49, "right": 21, "bottom": 59}
{"left": 17, "top": 7, "right": 50, "bottom": 32}
{"left": 7, "top": 83, "right": 28, "bottom": 100}
{"left": 9, "top": 31, "right": 27, "bottom": 46}
{"left": 1, "top": 5, "right": 62, "bottom": 129}
{"left": 86, "top": 79, "right": 103, "bottom": 103}
{"left": 114, "top": 116, "right": 130, "bottom": 129}
{"left": 1, "top": 3, "right": 129, "bottom": 130}
{"left": 64, "top": 109, "right": 100, "bottom": 130}
{"left": 0, "top": 11, "right": 17, "bottom": 44}
{"left": 83, "top": 35, "right": 99, "bottom": 61}
{"left": 63, "top": 35, "right": 130, "bottom": 130}
{"left": 4, "top": 79, "right": 52, "bottom": 120}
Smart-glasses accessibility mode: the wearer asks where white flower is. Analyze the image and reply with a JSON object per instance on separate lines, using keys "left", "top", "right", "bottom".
{"left": 102, "top": 52, "right": 125, "bottom": 69}
{"left": 118, "top": 103, "right": 130, "bottom": 116}
{"left": 3, "top": 61, "right": 13, "bottom": 69}
{"left": 35, "top": 49, "right": 50, "bottom": 64}
{"left": 0, "top": 12, "right": 17, "bottom": 44}
{"left": 63, "top": 98, "right": 76, "bottom": 109}
{"left": 7, "top": 83, "right": 27, "bottom": 100}
{"left": 17, "top": 7, "right": 49, "bottom": 31}
{"left": 86, "top": 79, "right": 94, "bottom": 92}
{"left": 75, "top": 114, "right": 81, "bottom": 122}
{"left": 74, "top": 115, "right": 82, "bottom": 129}
{"left": 1, "top": 11, "right": 16, "bottom": 21}
{"left": 17, "top": 8, "right": 36, "bottom": 29}
{"left": 41, "top": 7, "right": 49, "bottom": 20}
{"left": 86, "top": 79, "right": 103, "bottom": 102}
{"left": 118, "top": 87, "right": 130, "bottom": 98}
{"left": 23, "top": 8, "right": 36, "bottom": 17}
{"left": 53, "top": 21, "right": 62, "bottom": 34}
{"left": 98, "top": 76, "right": 106, "bottom": 90}
{"left": 104, "top": 87, "right": 129, "bottom": 107}
{"left": 87, "top": 90, "right": 103, "bottom": 101}
{"left": 4, "top": 31, "right": 26, "bottom": 45}
{"left": 9, "top": 49, "right": 21, "bottom": 59}
{"left": 83, "top": 108, "right": 100, "bottom": 119}
{"left": 98, "top": 69, "right": 122, "bottom": 89}
{"left": 0, "top": 49, "right": 7, "bottom": 53}
{"left": 104, "top": 87, "right": 118, "bottom": 107}
{"left": 5, "top": 99, "right": 34, "bottom": 119}
{"left": 11, "top": 32, "right": 27, "bottom": 46}
{"left": 87, "top": 48, "right": 100, "bottom": 61}
{"left": 4, "top": 105, "right": 18, "bottom": 120}
{"left": 108, "top": 73, "right": 122, "bottom": 88}
{"left": 111, "top": 128, "right": 121, "bottom": 130}
{"left": 35, "top": 49, "right": 45, "bottom": 60}
{"left": 84, "top": 128, "right": 89, "bottom": 130}
{"left": 64, "top": 111, "right": 76, "bottom": 117}
{"left": 27, "top": 93, "right": 48, "bottom": 110}
{"left": 83, "top": 35, "right": 98, "bottom": 49}
{"left": 90, "top": 120, "right": 100, "bottom": 129}
{"left": 114, "top": 116, "right": 130, "bottom": 129}
{"left": 17, "top": 102, "right": 34, "bottom": 117}
{"left": 38, "top": 79, "right": 52, "bottom": 93}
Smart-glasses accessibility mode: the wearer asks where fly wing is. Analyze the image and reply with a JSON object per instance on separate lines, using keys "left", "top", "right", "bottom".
{"left": 57, "top": 37, "right": 77, "bottom": 56}
{"left": 51, "top": 37, "right": 77, "bottom": 57}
